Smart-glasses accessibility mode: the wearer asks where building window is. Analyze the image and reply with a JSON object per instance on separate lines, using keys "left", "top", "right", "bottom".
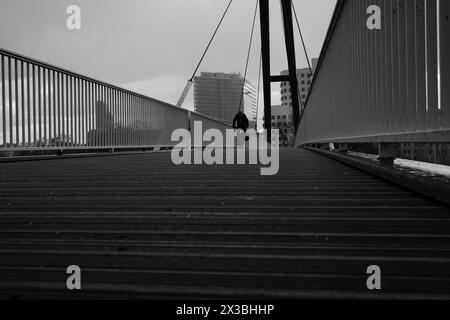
{"left": 282, "top": 115, "right": 287, "bottom": 120}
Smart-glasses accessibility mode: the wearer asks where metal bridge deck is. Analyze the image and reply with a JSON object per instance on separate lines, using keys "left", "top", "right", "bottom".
{"left": 0, "top": 148, "right": 449, "bottom": 299}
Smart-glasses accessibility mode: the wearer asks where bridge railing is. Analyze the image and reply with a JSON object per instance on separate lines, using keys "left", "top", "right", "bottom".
{"left": 296, "top": 0, "right": 449, "bottom": 146}
{"left": 0, "top": 47, "right": 231, "bottom": 153}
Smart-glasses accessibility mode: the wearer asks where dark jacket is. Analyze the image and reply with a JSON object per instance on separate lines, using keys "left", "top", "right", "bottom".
{"left": 233, "top": 112, "right": 249, "bottom": 131}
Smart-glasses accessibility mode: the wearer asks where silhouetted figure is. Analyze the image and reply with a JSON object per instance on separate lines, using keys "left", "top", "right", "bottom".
{"left": 233, "top": 111, "right": 249, "bottom": 132}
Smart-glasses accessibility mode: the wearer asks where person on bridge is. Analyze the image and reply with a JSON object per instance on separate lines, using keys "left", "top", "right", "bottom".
{"left": 233, "top": 111, "right": 249, "bottom": 132}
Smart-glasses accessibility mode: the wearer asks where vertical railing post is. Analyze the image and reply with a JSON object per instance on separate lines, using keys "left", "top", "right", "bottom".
{"left": 391, "top": 0, "right": 400, "bottom": 133}
{"left": 52, "top": 70, "right": 57, "bottom": 147}
{"left": 110, "top": 87, "right": 114, "bottom": 147}
{"left": 86, "top": 81, "right": 89, "bottom": 147}
{"left": 406, "top": 1, "right": 417, "bottom": 132}
{"left": 127, "top": 94, "right": 131, "bottom": 146}
{"left": 77, "top": 78, "right": 81, "bottom": 146}
{"left": 440, "top": 0, "right": 450, "bottom": 127}
{"left": 100, "top": 85, "right": 103, "bottom": 147}
{"left": 93, "top": 83, "right": 97, "bottom": 147}
{"left": 15, "top": 59, "right": 19, "bottom": 147}
{"left": 415, "top": 0, "right": 427, "bottom": 131}
{"left": 363, "top": 0, "right": 370, "bottom": 136}
{"left": 63, "top": 73, "right": 67, "bottom": 147}
{"left": 1, "top": 55, "right": 5, "bottom": 147}
{"left": 380, "top": 0, "right": 388, "bottom": 132}
{"left": 113, "top": 89, "right": 117, "bottom": 147}
{"left": 8, "top": 57, "right": 12, "bottom": 147}
{"left": 374, "top": 0, "right": 383, "bottom": 133}
{"left": 47, "top": 69, "right": 52, "bottom": 147}
{"left": 368, "top": 0, "right": 375, "bottom": 135}
{"left": 356, "top": 0, "right": 364, "bottom": 137}
{"left": 87, "top": 81, "right": 91, "bottom": 147}
{"left": 123, "top": 91, "right": 126, "bottom": 147}
{"left": 66, "top": 74, "right": 69, "bottom": 147}
{"left": 32, "top": 65, "right": 36, "bottom": 147}
{"left": 43, "top": 67, "right": 47, "bottom": 147}
{"left": 384, "top": 0, "right": 393, "bottom": 133}
{"left": 426, "top": 0, "right": 439, "bottom": 129}
{"left": 71, "top": 76, "right": 76, "bottom": 147}
{"left": 38, "top": 66, "right": 42, "bottom": 146}
{"left": 131, "top": 94, "right": 133, "bottom": 146}
{"left": 103, "top": 86, "right": 106, "bottom": 147}
{"left": 398, "top": 0, "right": 407, "bottom": 133}
{"left": 21, "top": 61, "right": 25, "bottom": 147}
{"left": 27, "top": 64, "right": 31, "bottom": 147}
{"left": 118, "top": 91, "right": 122, "bottom": 147}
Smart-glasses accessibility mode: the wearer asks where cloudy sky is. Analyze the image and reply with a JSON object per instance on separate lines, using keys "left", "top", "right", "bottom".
{"left": 0, "top": 0, "right": 336, "bottom": 111}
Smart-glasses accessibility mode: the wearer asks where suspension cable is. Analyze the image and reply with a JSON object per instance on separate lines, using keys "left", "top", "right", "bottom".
{"left": 238, "top": 0, "right": 259, "bottom": 113}
{"left": 292, "top": 1, "right": 313, "bottom": 75}
{"left": 189, "top": 0, "right": 234, "bottom": 82}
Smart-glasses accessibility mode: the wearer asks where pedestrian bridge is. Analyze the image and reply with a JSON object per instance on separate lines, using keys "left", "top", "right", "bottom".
{"left": 0, "top": 0, "right": 449, "bottom": 299}
{"left": 1, "top": 148, "right": 449, "bottom": 299}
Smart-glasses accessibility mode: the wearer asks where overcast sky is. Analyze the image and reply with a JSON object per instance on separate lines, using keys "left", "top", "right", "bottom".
{"left": 0, "top": 0, "right": 336, "bottom": 111}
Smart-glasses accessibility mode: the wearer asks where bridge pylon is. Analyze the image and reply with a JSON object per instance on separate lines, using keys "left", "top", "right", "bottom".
{"left": 259, "top": 0, "right": 301, "bottom": 143}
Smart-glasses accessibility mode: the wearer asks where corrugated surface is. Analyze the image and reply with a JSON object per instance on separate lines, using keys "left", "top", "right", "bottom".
{"left": 0, "top": 148, "right": 449, "bottom": 299}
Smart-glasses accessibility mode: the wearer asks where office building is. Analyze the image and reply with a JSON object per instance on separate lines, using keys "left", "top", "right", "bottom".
{"left": 269, "top": 104, "right": 295, "bottom": 147}
{"left": 194, "top": 72, "right": 257, "bottom": 125}
{"left": 280, "top": 58, "right": 319, "bottom": 110}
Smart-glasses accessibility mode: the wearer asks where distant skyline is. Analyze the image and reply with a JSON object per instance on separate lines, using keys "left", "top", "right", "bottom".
{"left": 0, "top": 0, "right": 337, "bottom": 120}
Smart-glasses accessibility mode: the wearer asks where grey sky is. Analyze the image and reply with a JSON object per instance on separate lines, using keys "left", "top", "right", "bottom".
{"left": 0, "top": 0, "right": 336, "bottom": 111}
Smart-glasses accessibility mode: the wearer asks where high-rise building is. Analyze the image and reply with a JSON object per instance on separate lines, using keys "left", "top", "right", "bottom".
{"left": 194, "top": 72, "right": 257, "bottom": 125}
{"left": 270, "top": 105, "right": 293, "bottom": 129}
{"left": 270, "top": 104, "right": 295, "bottom": 147}
{"left": 280, "top": 58, "right": 319, "bottom": 111}
{"left": 95, "top": 101, "right": 114, "bottom": 130}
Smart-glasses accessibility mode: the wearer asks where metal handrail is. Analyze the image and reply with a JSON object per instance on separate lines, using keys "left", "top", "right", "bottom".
{"left": 297, "top": 0, "right": 449, "bottom": 145}
{"left": 0, "top": 47, "right": 231, "bottom": 152}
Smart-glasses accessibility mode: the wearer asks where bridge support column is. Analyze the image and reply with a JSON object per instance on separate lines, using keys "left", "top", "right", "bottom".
{"left": 280, "top": 0, "right": 301, "bottom": 135}
{"left": 378, "top": 143, "right": 395, "bottom": 163}
{"left": 260, "top": 0, "right": 272, "bottom": 143}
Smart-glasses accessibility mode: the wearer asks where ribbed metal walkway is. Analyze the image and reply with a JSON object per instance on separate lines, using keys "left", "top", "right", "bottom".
{"left": 0, "top": 149, "right": 449, "bottom": 299}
